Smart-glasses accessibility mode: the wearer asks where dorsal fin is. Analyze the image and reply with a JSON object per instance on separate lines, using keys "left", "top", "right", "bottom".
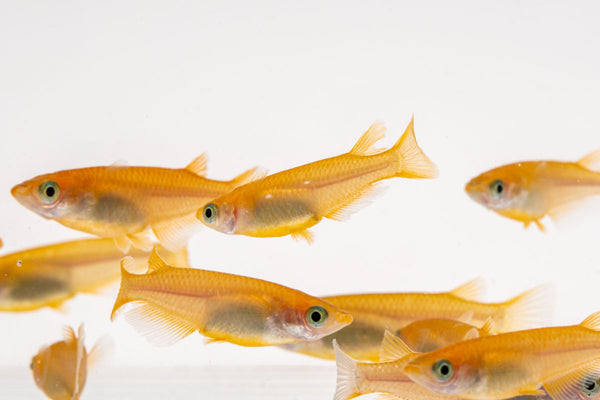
{"left": 479, "top": 317, "right": 496, "bottom": 336}
{"left": 147, "top": 247, "right": 170, "bottom": 273}
{"left": 462, "top": 328, "right": 479, "bottom": 341}
{"left": 578, "top": 149, "right": 600, "bottom": 172}
{"left": 349, "top": 121, "right": 387, "bottom": 156}
{"left": 120, "top": 256, "right": 137, "bottom": 273}
{"left": 581, "top": 311, "right": 600, "bottom": 330}
{"left": 449, "top": 278, "right": 485, "bottom": 301}
{"left": 62, "top": 325, "right": 77, "bottom": 343}
{"left": 185, "top": 154, "right": 208, "bottom": 176}
{"left": 379, "top": 330, "right": 416, "bottom": 362}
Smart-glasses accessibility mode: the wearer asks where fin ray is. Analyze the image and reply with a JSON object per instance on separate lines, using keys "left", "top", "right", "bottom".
{"left": 291, "top": 229, "right": 314, "bottom": 244}
{"left": 333, "top": 339, "right": 362, "bottom": 400}
{"left": 578, "top": 149, "right": 600, "bottom": 172}
{"left": 380, "top": 330, "right": 416, "bottom": 362}
{"left": 449, "top": 278, "right": 485, "bottom": 301}
{"left": 544, "top": 359, "right": 600, "bottom": 400}
{"left": 184, "top": 154, "right": 208, "bottom": 176}
{"left": 324, "top": 184, "right": 387, "bottom": 222}
{"left": 391, "top": 116, "right": 438, "bottom": 179}
{"left": 151, "top": 212, "right": 200, "bottom": 252}
{"left": 349, "top": 121, "right": 387, "bottom": 156}
{"left": 501, "top": 284, "right": 553, "bottom": 332}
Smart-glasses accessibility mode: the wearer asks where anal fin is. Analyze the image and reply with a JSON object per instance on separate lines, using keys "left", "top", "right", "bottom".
{"left": 324, "top": 184, "right": 387, "bottom": 222}
{"left": 379, "top": 330, "right": 416, "bottom": 362}
{"left": 152, "top": 212, "right": 201, "bottom": 252}
{"left": 291, "top": 229, "right": 314, "bottom": 244}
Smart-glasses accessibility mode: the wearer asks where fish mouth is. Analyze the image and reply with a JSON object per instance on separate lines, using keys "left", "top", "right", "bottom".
{"left": 11, "top": 183, "right": 29, "bottom": 199}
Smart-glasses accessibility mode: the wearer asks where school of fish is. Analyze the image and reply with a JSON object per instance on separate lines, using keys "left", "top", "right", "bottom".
{"left": 3, "top": 116, "right": 600, "bottom": 400}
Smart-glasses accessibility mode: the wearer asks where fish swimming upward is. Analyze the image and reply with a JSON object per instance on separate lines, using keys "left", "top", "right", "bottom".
{"left": 0, "top": 238, "right": 188, "bottom": 312}
{"left": 465, "top": 150, "right": 600, "bottom": 230}
{"left": 403, "top": 311, "right": 600, "bottom": 400}
{"left": 198, "top": 117, "right": 437, "bottom": 243}
{"left": 280, "top": 279, "right": 550, "bottom": 361}
{"left": 110, "top": 248, "right": 352, "bottom": 347}
{"left": 11, "top": 155, "right": 263, "bottom": 251}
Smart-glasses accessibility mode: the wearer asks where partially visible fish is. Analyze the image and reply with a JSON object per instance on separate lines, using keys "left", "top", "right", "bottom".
{"left": 0, "top": 238, "right": 188, "bottom": 312}
{"left": 465, "top": 150, "right": 600, "bottom": 230}
{"left": 11, "top": 155, "right": 263, "bottom": 251}
{"left": 198, "top": 117, "right": 437, "bottom": 243}
{"left": 110, "top": 248, "right": 352, "bottom": 347}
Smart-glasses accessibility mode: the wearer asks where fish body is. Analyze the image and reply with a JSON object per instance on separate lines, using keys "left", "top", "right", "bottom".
{"left": 198, "top": 118, "right": 437, "bottom": 242}
{"left": 281, "top": 279, "right": 547, "bottom": 361}
{"left": 110, "top": 249, "right": 352, "bottom": 347}
{"left": 465, "top": 151, "right": 600, "bottom": 230}
{"left": 403, "top": 312, "right": 600, "bottom": 400}
{"left": 0, "top": 238, "right": 188, "bottom": 312}
{"left": 31, "top": 325, "right": 87, "bottom": 400}
{"left": 11, "top": 156, "right": 262, "bottom": 251}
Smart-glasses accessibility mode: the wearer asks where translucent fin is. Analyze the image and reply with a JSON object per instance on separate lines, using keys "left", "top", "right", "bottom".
{"left": 109, "top": 160, "right": 128, "bottom": 167}
{"left": 543, "top": 359, "right": 600, "bottom": 400}
{"left": 87, "top": 334, "right": 114, "bottom": 369}
{"left": 349, "top": 121, "right": 387, "bottom": 156}
{"left": 462, "top": 328, "right": 479, "bottom": 341}
{"left": 479, "top": 317, "right": 496, "bottom": 336}
{"left": 113, "top": 236, "right": 132, "bottom": 253}
{"left": 581, "top": 311, "right": 600, "bottom": 331}
{"left": 62, "top": 325, "right": 77, "bottom": 342}
{"left": 156, "top": 245, "right": 190, "bottom": 269}
{"left": 449, "top": 278, "right": 485, "bottom": 301}
{"left": 379, "top": 330, "right": 416, "bottom": 362}
{"left": 122, "top": 301, "right": 197, "bottom": 346}
{"left": 325, "top": 184, "right": 387, "bottom": 222}
{"left": 229, "top": 166, "right": 268, "bottom": 187}
{"left": 518, "top": 388, "right": 547, "bottom": 396}
{"left": 533, "top": 219, "right": 546, "bottom": 232}
{"left": 151, "top": 212, "right": 200, "bottom": 252}
{"left": 73, "top": 324, "right": 85, "bottom": 399}
{"left": 333, "top": 339, "right": 361, "bottom": 400}
{"left": 184, "top": 154, "right": 208, "bottom": 176}
{"left": 578, "top": 149, "right": 600, "bottom": 172}
{"left": 126, "top": 231, "right": 155, "bottom": 252}
{"left": 110, "top": 258, "right": 136, "bottom": 321}
{"left": 501, "top": 284, "right": 553, "bottom": 332}
{"left": 291, "top": 229, "right": 314, "bottom": 244}
{"left": 391, "top": 116, "right": 438, "bottom": 179}
{"left": 147, "top": 247, "right": 170, "bottom": 273}
{"left": 204, "top": 337, "right": 226, "bottom": 345}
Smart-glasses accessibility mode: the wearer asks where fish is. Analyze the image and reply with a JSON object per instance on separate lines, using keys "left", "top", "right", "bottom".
{"left": 465, "top": 150, "right": 600, "bottom": 230}
{"left": 11, "top": 155, "right": 263, "bottom": 251}
{"left": 403, "top": 311, "right": 600, "bottom": 400}
{"left": 198, "top": 117, "right": 437, "bottom": 243}
{"left": 110, "top": 247, "right": 353, "bottom": 347}
{"left": 280, "top": 279, "right": 550, "bottom": 361}
{"left": 30, "top": 324, "right": 108, "bottom": 400}
{"left": 0, "top": 238, "right": 188, "bottom": 312}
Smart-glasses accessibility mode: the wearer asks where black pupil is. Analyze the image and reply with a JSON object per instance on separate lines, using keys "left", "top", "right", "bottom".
{"left": 311, "top": 311, "right": 322, "bottom": 322}
{"left": 585, "top": 381, "right": 596, "bottom": 391}
{"left": 496, "top": 183, "right": 503, "bottom": 194}
{"left": 440, "top": 364, "right": 450, "bottom": 376}
{"left": 205, "top": 208, "right": 213, "bottom": 219}
{"left": 45, "top": 186, "right": 55, "bottom": 197}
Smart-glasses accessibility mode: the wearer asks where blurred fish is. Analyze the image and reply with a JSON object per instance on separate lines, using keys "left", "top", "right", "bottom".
{"left": 0, "top": 238, "right": 188, "bottom": 312}
{"left": 31, "top": 325, "right": 109, "bottom": 400}
{"left": 465, "top": 150, "right": 600, "bottom": 230}
{"left": 11, "top": 155, "right": 263, "bottom": 251}
{"left": 281, "top": 279, "right": 550, "bottom": 361}
{"left": 198, "top": 117, "right": 437, "bottom": 243}
{"left": 403, "top": 311, "right": 600, "bottom": 400}
{"left": 110, "top": 248, "right": 352, "bottom": 346}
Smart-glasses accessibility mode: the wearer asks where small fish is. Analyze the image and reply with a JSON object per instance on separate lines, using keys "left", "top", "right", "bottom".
{"left": 198, "top": 118, "right": 437, "bottom": 243}
{"left": 403, "top": 311, "right": 600, "bottom": 400}
{"left": 110, "top": 248, "right": 352, "bottom": 346}
{"left": 465, "top": 150, "right": 600, "bottom": 230}
{"left": 280, "top": 279, "right": 549, "bottom": 361}
{"left": 11, "top": 155, "right": 263, "bottom": 251}
{"left": 0, "top": 238, "right": 188, "bottom": 312}
{"left": 31, "top": 324, "right": 108, "bottom": 400}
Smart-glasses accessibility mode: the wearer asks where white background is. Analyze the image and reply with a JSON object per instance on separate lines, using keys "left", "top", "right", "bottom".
{"left": 1, "top": 1, "right": 600, "bottom": 398}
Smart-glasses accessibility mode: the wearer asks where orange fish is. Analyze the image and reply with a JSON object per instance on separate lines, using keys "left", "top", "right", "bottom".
{"left": 280, "top": 279, "right": 549, "bottom": 361}
{"left": 11, "top": 155, "right": 263, "bottom": 251}
{"left": 0, "top": 238, "right": 188, "bottom": 312}
{"left": 465, "top": 150, "right": 600, "bottom": 230}
{"left": 403, "top": 311, "right": 600, "bottom": 400}
{"left": 110, "top": 248, "right": 352, "bottom": 346}
{"left": 198, "top": 117, "right": 437, "bottom": 243}
{"left": 31, "top": 325, "right": 107, "bottom": 400}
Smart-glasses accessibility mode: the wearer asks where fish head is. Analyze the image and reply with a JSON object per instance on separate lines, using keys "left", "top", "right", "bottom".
{"left": 403, "top": 351, "right": 481, "bottom": 396}
{"left": 198, "top": 201, "right": 237, "bottom": 234}
{"left": 277, "top": 299, "right": 352, "bottom": 342}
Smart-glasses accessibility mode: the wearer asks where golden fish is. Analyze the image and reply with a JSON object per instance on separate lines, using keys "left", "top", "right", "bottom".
{"left": 110, "top": 248, "right": 352, "bottom": 346}
{"left": 403, "top": 311, "right": 600, "bottom": 400}
{"left": 11, "top": 155, "right": 263, "bottom": 251}
{"left": 465, "top": 150, "right": 600, "bottom": 230}
{"left": 280, "top": 279, "right": 549, "bottom": 361}
{"left": 198, "top": 118, "right": 437, "bottom": 243}
{"left": 0, "top": 238, "right": 188, "bottom": 312}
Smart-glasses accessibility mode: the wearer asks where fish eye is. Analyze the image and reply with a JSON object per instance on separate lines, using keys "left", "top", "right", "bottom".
{"left": 202, "top": 203, "right": 218, "bottom": 224}
{"left": 306, "top": 306, "right": 328, "bottom": 328}
{"left": 432, "top": 359, "right": 454, "bottom": 382}
{"left": 582, "top": 378, "right": 600, "bottom": 396}
{"left": 38, "top": 181, "right": 60, "bottom": 203}
{"left": 489, "top": 179, "right": 505, "bottom": 199}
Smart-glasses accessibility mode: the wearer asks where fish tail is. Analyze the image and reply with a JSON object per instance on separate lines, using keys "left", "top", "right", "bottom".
{"left": 389, "top": 116, "right": 438, "bottom": 179}
{"left": 229, "top": 166, "right": 267, "bottom": 188}
{"left": 500, "top": 284, "right": 553, "bottom": 332}
{"left": 333, "top": 340, "right": 362, "bottom": 400}
{"left": 110, "top": 257, "right": 137, "bottom": 321}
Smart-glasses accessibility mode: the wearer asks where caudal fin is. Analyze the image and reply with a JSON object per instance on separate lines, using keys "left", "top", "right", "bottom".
{"left": 333, "top": 340, "right": 362, "bottom": 400}
{"left": 390, "top": 116, "right": 438, "bottom": 179}
{"left": 110, "top": 257, "right": 137, "bottom": 321}
{"left": 500, "top": 284, "right": 553, "bottom": 332}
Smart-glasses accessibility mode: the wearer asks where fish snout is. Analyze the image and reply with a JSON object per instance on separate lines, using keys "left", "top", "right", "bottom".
{"left": 11, "top": 183, "right": 29, "bottom": 199}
